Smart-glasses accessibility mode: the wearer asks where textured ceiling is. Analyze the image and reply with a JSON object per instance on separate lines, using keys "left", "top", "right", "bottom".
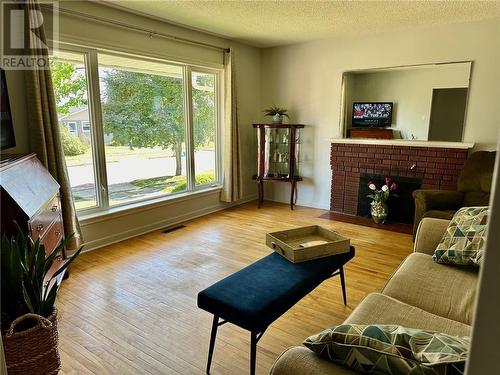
{"left": 102, "top": 1, "right": 500, "bottom": 48}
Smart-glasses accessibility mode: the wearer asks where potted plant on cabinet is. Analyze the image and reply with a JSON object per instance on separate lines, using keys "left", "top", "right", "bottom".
{"left": 1, "top": 227, "right": 82, "bottom": 375}
{"left": 263, "top": 105, "right": 289, "bottom": 124}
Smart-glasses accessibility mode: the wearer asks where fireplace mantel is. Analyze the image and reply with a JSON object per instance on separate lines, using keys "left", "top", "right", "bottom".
{"left": 331, "top": 138, "right": 474, "bottom": 149}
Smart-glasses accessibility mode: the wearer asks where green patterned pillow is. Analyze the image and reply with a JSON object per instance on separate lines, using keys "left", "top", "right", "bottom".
{"left": 433, "top": 206, "right": 489, "bottom": 267}
{"left": 304, "top": 324, "right": 469, "bottom": 375}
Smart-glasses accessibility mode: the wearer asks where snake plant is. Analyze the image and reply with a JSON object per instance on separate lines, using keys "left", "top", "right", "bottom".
{"left": 1, "top": 226, "right": 82, "bottom": 331}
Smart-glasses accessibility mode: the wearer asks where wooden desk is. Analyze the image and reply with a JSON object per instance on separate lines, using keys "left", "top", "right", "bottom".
{"left": 1, "top": 154, "right": 66, "bottom": 283}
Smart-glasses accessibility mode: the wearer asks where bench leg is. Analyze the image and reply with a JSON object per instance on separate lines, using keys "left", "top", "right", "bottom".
{"left": 206, "top": 315, "right": 219, "bottom": 374}
{"left": 339, "top": 266, "right": 347, "bottom": 306}
{"left": 250, "top": 332, "right": 257, "bottom": 375}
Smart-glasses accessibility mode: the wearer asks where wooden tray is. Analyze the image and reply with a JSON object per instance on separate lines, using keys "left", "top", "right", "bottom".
{"left": 266, "top": 225, "right": 350, "bottom": 263}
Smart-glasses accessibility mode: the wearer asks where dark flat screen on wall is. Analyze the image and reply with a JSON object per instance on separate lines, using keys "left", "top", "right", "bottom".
{"left": 352, "top": 102, "right": 393, "bottom": 127}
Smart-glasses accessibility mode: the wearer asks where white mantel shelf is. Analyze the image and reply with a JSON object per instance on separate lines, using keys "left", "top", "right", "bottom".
{"left": 330, "top": 138, "right": 474, "bottom": 149}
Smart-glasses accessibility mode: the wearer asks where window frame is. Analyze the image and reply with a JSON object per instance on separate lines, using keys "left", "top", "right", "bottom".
{"left": 53, "top": 44, "right": 223, "bottom": 216}
{"left": 82, "top": 120, "right": 91, "bottom": 133}
{"left": 190, "top": 67, "right": 223, "bottom": 190}
{"left": 67, "top": 121, "right": 77, "bottom": 134}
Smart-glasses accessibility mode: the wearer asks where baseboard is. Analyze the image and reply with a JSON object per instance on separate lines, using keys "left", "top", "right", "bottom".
{"left": 80, "top": 194, "right": 258, "bottom": 252}
{"left": 267, "top": 196, "right": 330, "bottom": 210}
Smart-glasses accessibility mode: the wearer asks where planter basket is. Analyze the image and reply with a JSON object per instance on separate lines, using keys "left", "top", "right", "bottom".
{"left": 3, "top": 309, "right": 60, "bottom": 375}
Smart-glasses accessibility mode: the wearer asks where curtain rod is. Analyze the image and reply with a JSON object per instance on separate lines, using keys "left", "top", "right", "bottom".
{"left": 42, "top": 5, "right": 230, "bottom": 53}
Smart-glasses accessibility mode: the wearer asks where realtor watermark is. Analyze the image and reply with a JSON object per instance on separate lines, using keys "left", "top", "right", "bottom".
{"left": 1, "top": 1, "right": 59, "bottom": 70}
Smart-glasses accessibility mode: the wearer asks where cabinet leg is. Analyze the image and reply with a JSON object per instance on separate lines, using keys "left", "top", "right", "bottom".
{"left": 290, "top": 180, "right": 296, "bottom": 210}
{"left": 257, "top": 180, "right": 264, "bottom": 208}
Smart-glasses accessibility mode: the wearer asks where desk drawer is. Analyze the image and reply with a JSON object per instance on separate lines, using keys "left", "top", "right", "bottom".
{"left": 29, "top": 195, "right": 61, "bottom": 240}
{"left": 40, "top": 218, "right": 64, "bottom": 256}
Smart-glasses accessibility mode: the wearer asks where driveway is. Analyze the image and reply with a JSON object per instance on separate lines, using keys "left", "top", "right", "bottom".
{"left": 68, "top": 150, "right": 215, "bottom": 187}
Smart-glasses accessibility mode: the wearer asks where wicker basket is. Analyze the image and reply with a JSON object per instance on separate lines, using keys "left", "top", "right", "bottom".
{"left": 3, "top": 309, "right": 60, "bottom": 375}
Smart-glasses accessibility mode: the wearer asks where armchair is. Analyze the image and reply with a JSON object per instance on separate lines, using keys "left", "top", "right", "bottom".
{"left": 412, "top": 151, "right": 496, "bottom": 236}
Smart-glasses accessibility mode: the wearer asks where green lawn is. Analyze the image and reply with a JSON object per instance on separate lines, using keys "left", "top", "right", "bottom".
{"left": 132, "top": 172, "right": 216, "bottom": 193}
{"left": 73, "top": 171, "right": 216, "bottom": 210}
{"left": 73, "top": 196, "right": 97, "bottom": 210}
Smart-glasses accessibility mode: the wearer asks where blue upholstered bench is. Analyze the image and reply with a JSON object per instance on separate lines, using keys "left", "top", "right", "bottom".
{"left": 197, "top": 247, "right": 355, "bottom": 374}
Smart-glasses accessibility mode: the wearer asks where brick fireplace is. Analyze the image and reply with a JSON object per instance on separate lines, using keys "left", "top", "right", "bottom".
{"left": 330, "top": 140, "right": 471, "bottom": 222}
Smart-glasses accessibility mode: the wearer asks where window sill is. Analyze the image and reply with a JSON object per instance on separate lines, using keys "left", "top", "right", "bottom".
{"left": 79, "top": 186, "right": 222, "bottom": 226}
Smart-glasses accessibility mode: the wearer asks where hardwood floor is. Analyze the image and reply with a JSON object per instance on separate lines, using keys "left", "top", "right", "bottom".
{"left": 57, "top": 201, "right": 413, "bottom": 375}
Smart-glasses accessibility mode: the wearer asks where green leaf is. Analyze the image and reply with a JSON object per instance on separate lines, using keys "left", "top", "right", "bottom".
{"left": 21, "top": 283, "right": 35, "bottom": 313}
{"left": 50, "top": 245, "right": 83, "bottom": 281}
{"left": 1, "top": 227, "right": 83, "bottom": 324}
{"left": 42, "top": 234, "right": 70, "bottom": 277}
{"left": 263, "top": 105, "right": 288, "bottom": 117}
{"left": 42, "top": 283, "right": 58, "bottom": 317}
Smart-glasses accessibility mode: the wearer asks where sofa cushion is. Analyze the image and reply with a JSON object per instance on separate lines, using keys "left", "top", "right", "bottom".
{"left": 345, "top": 293, "right": 471, "bottom": 337}
{"left": 382, "top": 253, "right": 477, "bottom": 325}
{"left": 270, "top": 293, "right": 471, "bottom": 375}
{"left": 423, "top": 210, "right": 456, "bottom": 221}
{"left": 270, "top": 346, "right": 356, "bottom": 375}
{"left": 414, "top": 218, "right": 451, "bottom": 256}
{"left": 433, "top": 206, "right": 489, "bottom": 267}
{"left": 303, "top": 324, "right": 469, "bottom": 375}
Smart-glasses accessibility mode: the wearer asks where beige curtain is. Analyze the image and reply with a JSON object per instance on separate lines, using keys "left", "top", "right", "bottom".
{"left": 220, "top": 49, "right": 243, "bottom": 202}
{"left": 23, "top": 0, "right": 82, "bottom": 250}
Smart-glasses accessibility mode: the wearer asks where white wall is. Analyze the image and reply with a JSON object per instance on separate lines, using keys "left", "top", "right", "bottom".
{"left": 260, "top": 18, "right": 500, "bottom": 209}
{"left": 344, "top": 63, "right": 471, "bottom": 140}
{"left": 2, "top": 1, "right": 260, "bottom": 250}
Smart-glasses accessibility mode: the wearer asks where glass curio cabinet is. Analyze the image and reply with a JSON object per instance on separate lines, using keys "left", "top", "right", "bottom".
{"left": 253, "top": 124, "right": 304, "bottom": 210}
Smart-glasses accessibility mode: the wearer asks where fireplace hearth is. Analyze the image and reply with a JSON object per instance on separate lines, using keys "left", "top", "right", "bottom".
{"left": 357, "top": 174, "right": 421, "bottom": 224}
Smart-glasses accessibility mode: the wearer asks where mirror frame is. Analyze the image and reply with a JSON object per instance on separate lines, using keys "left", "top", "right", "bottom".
{"left": 339, "top": 61, "right": 473, "bottom": 141}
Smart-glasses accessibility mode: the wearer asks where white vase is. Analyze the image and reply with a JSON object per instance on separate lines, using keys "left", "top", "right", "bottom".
{"left": 272, "top": 114, "right": 282, "bottom": 124}
{"left": 371, "top": 201, "right": 388, "bottom": 224}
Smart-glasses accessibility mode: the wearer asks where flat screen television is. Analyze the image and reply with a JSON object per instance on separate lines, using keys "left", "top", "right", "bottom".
{"left": 352, "top": 102, "right": 393, "bottom": 127}
{"left": 0, "top": 68, "right": 16, "bottom": 151}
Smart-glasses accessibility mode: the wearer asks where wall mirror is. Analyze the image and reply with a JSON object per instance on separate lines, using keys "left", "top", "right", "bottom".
{"left": 340, "top": 61, "right": 472, "bottom": 142}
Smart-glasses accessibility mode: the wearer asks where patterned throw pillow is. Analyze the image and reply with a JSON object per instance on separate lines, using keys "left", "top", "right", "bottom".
{"left": 304, "top": 324, "right": 469, "bottom": 375}
{"left": 433, "top": 206, "right": 489, "bottom": 267}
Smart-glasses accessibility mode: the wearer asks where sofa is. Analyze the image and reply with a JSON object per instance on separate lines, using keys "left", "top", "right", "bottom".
{"left": 412, "top": 150, "right": 496, "bottom": 236}
{"left": 270, "top": 217, "right": 478, "bottom": 375}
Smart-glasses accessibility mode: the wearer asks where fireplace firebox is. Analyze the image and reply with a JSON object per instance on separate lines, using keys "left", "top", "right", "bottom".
{"left": 357, "top": 174, "right": 422, "bottom": 224}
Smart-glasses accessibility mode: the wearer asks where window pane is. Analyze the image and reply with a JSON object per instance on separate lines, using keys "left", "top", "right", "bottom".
{"left": 50, "top": 51, "right": 98, "bottom": 210}
{"left": 192, "top": 71, "right": 217, "bottom": 186}
{"left": 82, "top": 121, "right": 90, "bottom": 132}
{"left": 98, "top": 54, "right": 187, "bottom": 206}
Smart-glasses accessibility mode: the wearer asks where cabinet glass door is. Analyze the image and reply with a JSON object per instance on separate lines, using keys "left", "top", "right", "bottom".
{"left": 264, "top": 128, "right": 290, "bottom": 178}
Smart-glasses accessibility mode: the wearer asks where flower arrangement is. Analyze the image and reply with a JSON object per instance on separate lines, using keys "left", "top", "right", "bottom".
{"left": 367, "top": 177, "right": 398, "bottom": 224}
{"left": 367, "top": 177, "right": 398, "bottom": 202}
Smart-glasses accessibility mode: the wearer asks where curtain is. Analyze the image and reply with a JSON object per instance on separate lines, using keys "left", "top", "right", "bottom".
{"left": 23, "top": 0, "right": 82, "bottom": 251}
{"left": 220, "top": 49, "right": 243, "bottom": 202}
